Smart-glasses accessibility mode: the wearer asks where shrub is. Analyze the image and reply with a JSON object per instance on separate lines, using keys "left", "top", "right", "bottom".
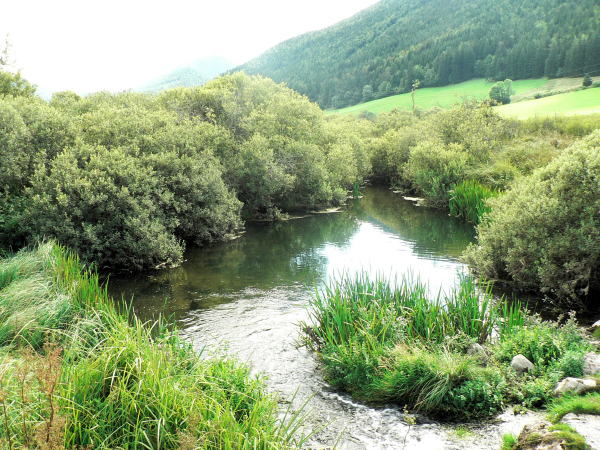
{"left": 583, "top": 73, "right": 593, "bottom": 87}
{"left": 463, "top": 130, "right": 600, "bottom": 305}
{"left": 26, "top": 144, "right": 241, "bottom": 270}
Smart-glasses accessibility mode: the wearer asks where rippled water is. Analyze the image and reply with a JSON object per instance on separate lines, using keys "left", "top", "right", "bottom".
{"left": 107, "top": 186, "right": 541, "bottom": 449}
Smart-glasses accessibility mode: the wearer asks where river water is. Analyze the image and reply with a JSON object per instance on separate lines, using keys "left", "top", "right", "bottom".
{"left": 107, "top": 186, "right": 542, "bottom": 449}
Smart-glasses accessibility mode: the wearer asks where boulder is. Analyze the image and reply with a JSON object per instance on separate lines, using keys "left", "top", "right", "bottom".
{"left": 512, "top": 354, "right": 535, "bottom": 375}
{"left": 554, "top": 377, "right": 597, "bottom": 396}
{"left": 583, "top": 352, "right": 600, "bottom": 376}
{"left": 589, "top": 319, "right": 600, "bottom": 333}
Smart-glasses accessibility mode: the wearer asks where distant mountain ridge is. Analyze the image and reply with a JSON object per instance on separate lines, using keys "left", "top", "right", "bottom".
{"left": 236, "top": 0, "right": 600, "bottom": 108}
{"left": 137, "top": 55, "right": 235, "bottom": 93}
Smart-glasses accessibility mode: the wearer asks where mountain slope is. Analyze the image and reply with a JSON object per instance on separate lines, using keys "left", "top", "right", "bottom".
{"left": 236, "top": 0, "right": 600, "bottom": 108}
{"left": 137, "top": 55, "right": 235, "bottom": 93}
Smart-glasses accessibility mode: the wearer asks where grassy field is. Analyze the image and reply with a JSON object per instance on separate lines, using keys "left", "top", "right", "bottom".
{"left": 327, "top": 78, "right": 548, "bottom": 115}
{"left": 328, "top": 77, "right": 599, "bottom": 116}
{"left": 497, "top": 88, "right": 600, "bottom": 119}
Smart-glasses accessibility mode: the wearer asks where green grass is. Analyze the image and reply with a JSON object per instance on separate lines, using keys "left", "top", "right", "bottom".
{"left": 497, "top": 88, "right": 600, "bottom": 119}
{"left": 548, "top": 393, "right": 600, "bottom": 423}
{"left": 0, "top": 243, "right": 311, "bottom": 449}
{"left": 328, "top": 78, "right": 549, "bottom": 115}
{"left": 299, "top": 271, "right": 596, "bottom": 419}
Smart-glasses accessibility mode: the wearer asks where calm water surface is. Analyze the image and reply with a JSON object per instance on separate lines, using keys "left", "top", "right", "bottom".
{"left": 108, "top": 187, "right": 535, "bottom": 449}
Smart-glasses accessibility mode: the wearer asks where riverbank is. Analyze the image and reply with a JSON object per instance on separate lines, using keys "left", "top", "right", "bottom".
{"left": 0, "top": 242, "right": 309, "bottom": 449}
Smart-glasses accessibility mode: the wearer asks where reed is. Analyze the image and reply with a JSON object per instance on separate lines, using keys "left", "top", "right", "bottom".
{"left": 449, "top": 179, "right": 500, "bottom": 224}
{"left": 300, "top": 272, "right": 524, "bottom": 351}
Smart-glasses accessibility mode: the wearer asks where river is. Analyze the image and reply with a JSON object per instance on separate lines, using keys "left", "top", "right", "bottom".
{"left": 107, "top": 186, "right": 543, "bottom": 449}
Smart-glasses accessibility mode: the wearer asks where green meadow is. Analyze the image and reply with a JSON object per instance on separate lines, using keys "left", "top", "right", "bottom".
{"left": 497, "top": 88, "right": 600, "bottom": 119}
{"left": 327, "top": 78, "right": 549, "bottom": 115}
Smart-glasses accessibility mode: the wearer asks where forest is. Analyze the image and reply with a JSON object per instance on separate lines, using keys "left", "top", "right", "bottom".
{"left": 237, "top": 0, "right": 600, "bottom": 108}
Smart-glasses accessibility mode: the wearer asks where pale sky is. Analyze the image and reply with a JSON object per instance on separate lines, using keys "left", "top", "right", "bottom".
{"left": 0, "top": 0, "right": 380, "bottom": 95}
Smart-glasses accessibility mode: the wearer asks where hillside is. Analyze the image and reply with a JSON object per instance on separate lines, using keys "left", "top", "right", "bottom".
{"left": 236, "top": 0, "right": 600, "bottom": 108}
{"left": 137, "top": 55, "right": 235, "bottom": 93}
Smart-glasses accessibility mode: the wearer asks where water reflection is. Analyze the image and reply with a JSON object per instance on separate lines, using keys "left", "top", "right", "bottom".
{"left": 107, "top": 186, "right": 475, "bottom": 321}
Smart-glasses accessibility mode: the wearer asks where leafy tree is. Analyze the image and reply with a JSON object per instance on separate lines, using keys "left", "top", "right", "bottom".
{"left": 489, "top": 79, "right": 514, "bottom": 104}
{"left": 362, "top": 85, "right": 374, "bottom": 103}
{"left": 583, "top": 73, "right": 593, "bottom": 87}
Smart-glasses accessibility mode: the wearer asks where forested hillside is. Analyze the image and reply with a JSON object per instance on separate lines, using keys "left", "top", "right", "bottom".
{"left": 237, "top": 0, "right": 600, "bottom": 108}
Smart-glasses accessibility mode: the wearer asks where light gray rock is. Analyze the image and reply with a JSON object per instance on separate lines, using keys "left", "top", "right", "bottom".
{"left": 583, "top": 351, "right": 600, "bottom": 376}
{"left": 562, "top": 413, "right": 600, "bottom": 450}
{"left": 554, "top": 377, "right": 597, "bottom": 396}
{"left": 590, "top": 319, "right": 600, "bottom": 333}
{"left": 512, "top": 354, "right": 535, "bottom": 375}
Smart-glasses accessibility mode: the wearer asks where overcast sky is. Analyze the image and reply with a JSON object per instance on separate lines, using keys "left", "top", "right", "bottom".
{"left": 0, "top": 0, "right": 380, "bottom": 94}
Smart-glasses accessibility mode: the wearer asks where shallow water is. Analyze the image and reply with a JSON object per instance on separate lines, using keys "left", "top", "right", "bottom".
{"left": 108, "top": 186, "right": 543, "bottom": 449}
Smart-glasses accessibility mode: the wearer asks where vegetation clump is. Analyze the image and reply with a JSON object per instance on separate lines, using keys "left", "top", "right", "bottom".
{"left": 0, "top": 242, "right": 310, "bottom": 449}
{"left": 299, "top": 271, "right": 594, "bottom": 420}
{"left": 463, "top": 130, "right": 600, "bottom": 305}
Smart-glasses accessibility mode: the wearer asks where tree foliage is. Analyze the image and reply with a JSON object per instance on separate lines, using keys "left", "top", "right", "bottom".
{"left": 0, "top": 72, "right": 371, "bottom": 269}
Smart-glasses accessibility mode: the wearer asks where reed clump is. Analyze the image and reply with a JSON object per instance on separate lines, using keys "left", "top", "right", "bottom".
{"left": 0, "top": 242, "right": 310, "bottom": 449}
{"left": 299, "top": 271, "right": 593, "bottom": 419}
{"left": 449, "top": 179, "right": 500, "bottom": 224}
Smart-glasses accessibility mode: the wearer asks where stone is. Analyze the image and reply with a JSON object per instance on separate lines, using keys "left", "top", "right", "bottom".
{"left": 554, "top": 377, "right": 597, "bottom": 396}
{"left": 512, "top": 354, "right": 535, "bottom": 375}
{"left": 589, "top": 319, "right": 600, "bottom": 333}
{"left": 514, "top": 421, "right": 565, "bottom": 450}
{"left": 583, "top": 351, "right": 600, "bottom": 376}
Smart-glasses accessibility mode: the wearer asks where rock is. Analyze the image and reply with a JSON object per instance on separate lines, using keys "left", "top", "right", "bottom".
{"left": 561, "top": 413, "right": 600, "bottom": 450}
{"left": 512, "top": 354, "right": 535, "bottom": 375}
{"left": 467, "top": 343, "right": 489, "bottom": 365}
{"left": 583, "top": 352, "right": 600, "bottom": 376}
{"left": 589, "top": 319, "right": 600, "bottom": 333}
{"left": 514, "top": 421, "right": 565, "bottom": 450}
{"left": 554, "top": 377, "right": 597, "bottom": 396}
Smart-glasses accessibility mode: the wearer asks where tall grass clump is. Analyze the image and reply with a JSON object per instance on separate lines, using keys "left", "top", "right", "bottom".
{"left": 0, "top": 242, "right": 311, "bottom": 449}
{"left": 299, "top": 272, "right": 526, "bottom": 419}
{"left": 299, "top": 271, "right": 595, "bottom": 419}
{"left": 449, "top": 180, "right": 500, "bottom": 224}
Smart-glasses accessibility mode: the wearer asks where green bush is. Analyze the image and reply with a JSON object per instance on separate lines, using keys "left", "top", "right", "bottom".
{"left": 26, "top": 144, "right": 241, "bottom": 270}
{"left": 463, "top": 130, "right": 600, "bottom": 304}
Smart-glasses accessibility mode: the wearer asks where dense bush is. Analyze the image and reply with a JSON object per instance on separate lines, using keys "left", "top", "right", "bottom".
{"left": 0, "top": 72, "right": 373, "bottom": 269}
{"left": 463, "top": 130, "right": 600, "bottom": 304}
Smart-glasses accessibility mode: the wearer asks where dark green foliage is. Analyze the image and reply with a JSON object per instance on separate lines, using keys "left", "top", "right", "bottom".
{"left": 583, "top": 73, "right": 593, "bottom": 87}
{"left": 463, "top": 130, "right": 600, "bottom": 305}
{"left": 236, "top": 0, "right": 600, "bottom": 108}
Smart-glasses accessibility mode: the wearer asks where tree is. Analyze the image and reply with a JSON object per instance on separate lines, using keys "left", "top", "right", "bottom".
{"left": 489, "top": 79, "right": 514, "bottom": 105}
{"left": 362, "top": 85, "right": 374, "bottom": 103}
{"left": 411, "top": 79, "right": 420, "bottom": 109}
{"left": 583, "top": 73, "right": 593, "bottom": 87}
{"left": 0, "top": 34, "right": 36, "bottom": 98}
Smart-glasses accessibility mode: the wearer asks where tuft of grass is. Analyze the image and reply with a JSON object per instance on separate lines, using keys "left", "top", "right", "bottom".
{"left": 0, "top": 242, "right": 312, "bottom": 450}
{"left": 548, "top": 393, "right": 600, "bottom": 423}
{"left": 501, "top": 433, "right": 517, "bottom": 450}
{"left": 449, "top": 179, "right": 500, "bottom": 224}
{"left": 547, "top": 423, "right": 589, "bottom": 450}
